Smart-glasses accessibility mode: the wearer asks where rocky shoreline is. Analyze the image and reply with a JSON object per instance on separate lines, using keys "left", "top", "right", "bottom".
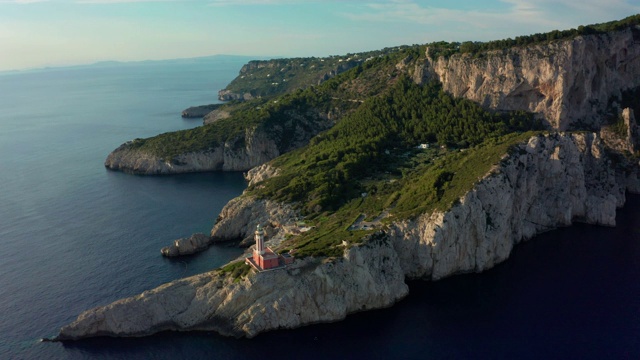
{"left": 104, "top": 126, "right": 282, "bottom": 174}
{"left": 53, "top": 131, "right": 640, "bottom": 341}
{"left": 160, "top": 233, "right": 211, "bottom": 257}
{"left": 181, "top": 104, "right": 222, "bottom": 118}
{"left": 104, "top": 109, "right": 333, "bottom": 175}
{"left": 58, "top": 25, "right": 640, "bottom": 342}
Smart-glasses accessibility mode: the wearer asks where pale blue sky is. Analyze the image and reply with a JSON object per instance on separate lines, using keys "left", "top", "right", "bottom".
{"left": 1, "top": 0, "right": 639, "bottom": 71}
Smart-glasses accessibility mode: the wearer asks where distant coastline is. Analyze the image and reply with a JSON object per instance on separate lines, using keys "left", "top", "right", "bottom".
{"left": 0, "top": 54, "right": 270, "bottom": 76}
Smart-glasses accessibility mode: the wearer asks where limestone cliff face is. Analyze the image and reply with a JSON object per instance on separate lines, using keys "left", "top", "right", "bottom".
{"left": 203, "top": 109, "right": 231, "bottom": 125}
{"left": 601, "top": 108, "right": 640, "bottom": 153}
{"left": 104, "top": 128, "right": 279, "bottom": 174}
{"left": 181, "top": 105, "right": 221, "bottom": 118}
{"left": 56, "top": 238, "right": 408, "bottom": 340}
{"left": 420, "top": 26, "right": 640, "bottom": 130}
{"left": 210, "top": 195, "right": 299, "bottom": 244}
{"left": 212, "top": 133, "right": 638, "bottom": 283}
{"left": 244, "top": 163, "right": 281, "bottom": 188}
{"left": 110, "top": 30, "right": 640, "bottom": 176}
{"left": 389, "top": 132, "right": 633, "bottom": 280}
{"left": 58, "top": 132, "right": 640, "bottom": 341}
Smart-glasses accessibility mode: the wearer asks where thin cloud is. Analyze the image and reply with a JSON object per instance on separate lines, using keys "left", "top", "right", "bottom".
{"left": 207, "top": 0, "right": 376, "bottom": 6}
{"left": 209, "top": 0, "right": 310, "bottom": 5}
{"left": 75, "top": 0, "right": 181, "bottom": 3}
{"left": 341, "top": 0, "right": 640, "bottom": 41}
{"left": 344, "top": 1, "right": 552, "bottom": 27}
{"left": 0, "top": 0, "right": 49, "bottom": 3}
{"left": 0, "top": 0, "right": 182, "bottom": 2}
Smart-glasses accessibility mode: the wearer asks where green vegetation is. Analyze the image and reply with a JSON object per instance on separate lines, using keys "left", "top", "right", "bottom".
{"left": 129, "top": 89, "right": 327, "bottom": 160}
{"left": 122, "top": 16, "right": 640, "bottom": 259}
{"left": 223, "top": 47, "right": 418, "bottom": 99}
{"left": 127, "top": 46, "right": 423, "bottom": 161}
{"left": 428, "top": 14, "right": 640, "bottom": 58}
{"left": 273, "top": 132, "right": 539, "bottom": 258}
{"left": 253, "top": 77, "right": 540, "bottom": 213}
{"left": 245, "top": 77, "right": 540, "bottom": 258}
{"left": 218, "top": 260, "right": 252, "bottom": 281}
{"left": 391, "top": 132, "right": 538, "bottom": 218}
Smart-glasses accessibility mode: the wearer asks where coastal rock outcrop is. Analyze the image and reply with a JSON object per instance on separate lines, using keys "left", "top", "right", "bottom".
{"left": 210, "top": 195, "right": 299, "bottom": 245}
{"left": 59, "top": 132, "right": 640, "bottom": 340}
{"left": 104, "top": 128, "right": 281, "bottom": 174}
{"left": 161, "top": 233, "right": 210, "bottom": 257}
{"left": 56, "top": 237, "right": 408, "bottom": 340}
{"left": 105, "top": 109, "right": 333, "bottom": 175}
{"left": 244, "top": 163, "right": 281, "bottom": 188}
{"left": 218, "top": 89, "right": 253, "bottom": 102}
{"left": 109, "top": 28, "right": 640, "bottom": 176}
{"left": 181, "top": 105, "right": 221, "bottom": 118}
{"left": 419, "top": 26, "right": 640, "bottom": 130}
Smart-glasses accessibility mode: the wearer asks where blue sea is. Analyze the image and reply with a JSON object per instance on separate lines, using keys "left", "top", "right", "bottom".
{"left": 1, "top": 57, "right": 639, "bottom": 360}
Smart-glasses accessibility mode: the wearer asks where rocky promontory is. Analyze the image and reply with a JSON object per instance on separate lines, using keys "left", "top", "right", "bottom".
{"left": 104, "top": 126, "right": 281, "bottom": 174}
{"left": 181, "top": 104, "right": 221, "bottom": 118}
{"left": 56, "top": 131, "right": 640, "bottom": 340}
{"left": 55, "top": 235, "right": 408, "bottom": 340}
{"left": 105, "top": 108, "right": 334, "bottom": 175}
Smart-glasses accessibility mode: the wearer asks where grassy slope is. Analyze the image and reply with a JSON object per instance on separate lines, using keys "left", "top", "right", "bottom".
{"left": 273, "top": 132, "right": 538, "bottom": 258}
{"left": 125, "top": 48, "right": 421, "bottom": 160}
{"left": 243, "top": 15, "right": 640, "bottom": 257}
{"left": 222, "top": 47, "right": 415, "bottom": 98}
{"left": 126, "top": 15, "right": 640, "bottom": 262}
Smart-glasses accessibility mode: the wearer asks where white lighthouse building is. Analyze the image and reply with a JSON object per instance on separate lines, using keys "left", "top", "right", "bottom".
{"left": 255, "top": 224, "right": 265, "bottom": 255}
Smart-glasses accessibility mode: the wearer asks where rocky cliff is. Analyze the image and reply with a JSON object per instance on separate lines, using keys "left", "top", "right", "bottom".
{"left": 418, "top": 26, "right": 640, "bottom": 130}
{"left": 181, "top": 104, "right": 221, "bottom": 118}
{"left": 203, "top": 108, "right": 231, "bottom": 125}
{"left": 210, "top": 195, "right": 299, "bottom": 245}
{"left": 56, "top": 132, "right": 640, "bottom": 341}
{"left": 55, "top": 236, "right": 408, "bottom": 340}
{"left": 161, "top": 233, "right": 210, "bottom": 257}
{"left": 104, "top": 127, "right": 280, "bottom": 174}
{"left": 104, "top": 108, "right": 333, "bottom": 174}
{"left": 109, "top": 27, "right": 640, "bottom": 175}
{"left": 389, "top": 132, "right": 636, "bottom": 280}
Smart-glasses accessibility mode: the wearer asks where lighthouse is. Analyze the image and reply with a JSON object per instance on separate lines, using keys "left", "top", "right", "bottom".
{"left": 246, "top": 224, "right": 295, "bottom": 271}
{"left": 255, "top": 224, "right": 265, "bottom": 255}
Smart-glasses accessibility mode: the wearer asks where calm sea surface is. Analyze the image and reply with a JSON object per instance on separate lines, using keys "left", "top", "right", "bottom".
{"left": 1, "top": 58, "right": 639, "bottom": 359}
